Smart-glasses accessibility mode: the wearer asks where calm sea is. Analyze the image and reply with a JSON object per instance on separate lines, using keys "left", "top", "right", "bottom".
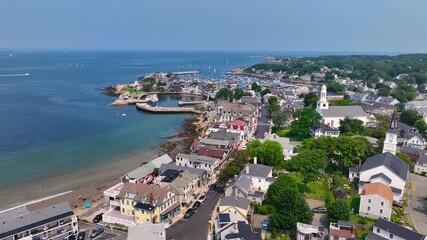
{"left": 0, "top": 50, "right": 272, "bottom": 191}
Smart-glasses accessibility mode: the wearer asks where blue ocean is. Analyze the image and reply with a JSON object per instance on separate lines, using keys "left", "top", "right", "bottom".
{"left": 0, "top": 50, "right": 270, "bottom": 195}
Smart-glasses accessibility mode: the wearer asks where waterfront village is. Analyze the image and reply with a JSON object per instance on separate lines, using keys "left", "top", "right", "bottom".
{"left": 3, "top": 55, "right": 427, "bottom": 240}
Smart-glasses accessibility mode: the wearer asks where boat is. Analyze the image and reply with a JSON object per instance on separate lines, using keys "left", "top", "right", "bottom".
{"left": 121, "top": 113, "right": 127, "bottom": 117}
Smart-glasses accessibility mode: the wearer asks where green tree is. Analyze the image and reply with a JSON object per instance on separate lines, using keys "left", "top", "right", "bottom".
{"left": 246, "top": 139, "right": 284, "bottom": 169}
{"left": 216, "top": 88, "right": 234, "bottom": 102}
{"left": 218, "top": 150, "right": 249, "bottom": 183}
{"left": 396, "top": 152, "right": 414, "bottom": 167}
{"left": 415, "top": 119, "right": 427, "bottom": 138}
{"left": 400, "top": 109, "right": 423, "bottom": 126}
{"left": 261, "top": 88, "right": 272, "bottom": 97}
{"left": 286, "top": 149, "right": 328, "bottom": 193}
{"left": 303, "top": 93, "right": 319, "bottom": 108}
{"left": 329, "top": 99, "right": 358, "bottom": 106}
{"left": 266, "top": 175, "right": 313, "bottom": 230}
{"left": 327, "top": 199, "right": 350, "bottom": 222}
{"left": 251, "top": 82, "right": 261, "bottom": 92}
{"left": 234, "top": 88, "right": 245, "bottom": 100}
{"left": 339, "top": 117, "right": 365, "bottom": 136}
{"left": 289, "top": 108, "right": 322, "bottom": 139}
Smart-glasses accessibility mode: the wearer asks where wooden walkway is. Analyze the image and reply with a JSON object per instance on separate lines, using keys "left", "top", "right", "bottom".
{"left": 136, "top": 103, "right": 201, "bottom": 114}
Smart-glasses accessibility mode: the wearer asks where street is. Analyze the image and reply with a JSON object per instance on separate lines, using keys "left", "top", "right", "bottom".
{"left": 79, "top": 222, "right": 128, "bottom": 240}
{"left": 406, "top": 173, "right": 427, "bottom": 235}
{"left": 254, "top": 105, "right": 271, "bottom": 139}
{"left": 166, "top": 188, "right": 223, "bottom": 240}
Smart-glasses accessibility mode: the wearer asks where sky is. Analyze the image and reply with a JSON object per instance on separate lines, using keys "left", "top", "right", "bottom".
{"left": 1, "top": 0, "right": 427, "bottom": 53}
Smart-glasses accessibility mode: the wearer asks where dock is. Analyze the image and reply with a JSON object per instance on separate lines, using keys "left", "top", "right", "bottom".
{"left": 178, "top": 101, "right": 207, "bottom": 106}
{"left": 172, "top": 71, "right": 200, "bottom": 75}
{"left": 136, "top": 103, "right": 201, "bottom": 114}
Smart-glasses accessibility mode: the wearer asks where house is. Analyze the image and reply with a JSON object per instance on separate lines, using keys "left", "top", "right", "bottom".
{"left": 329, "top": 221, "right": 356, "bottom": 240}
{"left": 226, "top": 119, "right": 249, "bottom": 140}
{"left": 112, "top": 183, "right": 180, "bottom": 225}
{"left": 0, "top": 202, "right": 78, "bottom": 240}
{"left": 216, "top": 101, "right": 258, "bottom": 125}
{"left": 377, "top": 97, "right": 399, "bottom": 106}
{"left": 216, "top": 220, "right": 262, "bottom": 240}
{"left": 240, "top": 159, "right": 274, "bottom": 192}
{"left": 359, "top": 182, "right": 393, "bottom": 220}
{"left": 225, "top": 175, "right": 265, "bottom": 203}
{"left": 366, "top": 218, "right": 427, "bottom": 240}
{"left": 400, "top": 146, "right": 427, "bottom": 162}
{"left": 240, "top": 96, "right": 259, "bottom": 107}
{"left": 351, "top": 152, "right": 409, "bottom": 201}
{"left": 219, "top": 196, "right": 252, "bottom": 223}
{"left": 361, "top": 102, "right": 396, "bottom": 116}
{"left": 169, "top": 170, "right": 199, "bottom": 208}
{"left": 261, "top": 133, "right": 297, "bottom": 160}
{"left": 334, "top": 186, "right": 349, "bottom": 199}
{"left": 122, "top": 154, "right": 173, "bottom": 184}
{"left": 127, "top": 223, "right": 166, "bottom": 240}
{"left": 405, "top": 101, "right": 427, "bottom": 122}
{"left": 296, "top": 222, "right": 325, "bottom": 240}
{"left": 175, "top": 153, "right": 220, "bottom": 177}
{"left": 198, "top": 147, "right": 228, "bottom": 160}
{"left": 199, "top": 138, "right": 232, "bottom": 151}
{"left": 414, "top": 155, "right": 427, "bottom": 175}
{"left": 310, "top": 123, "right": 340, "bottom": 138}
{"left": 208, "top": 129, "right": 240, "bottom": 143}
{"left": 159, "top": 163, "right": 209, "bottom": 188}
{"left": 316, "top": 85, "right": 371, "bottom": 128}
{"left": 402, "top": 130, "right": 425, "bottom": 149}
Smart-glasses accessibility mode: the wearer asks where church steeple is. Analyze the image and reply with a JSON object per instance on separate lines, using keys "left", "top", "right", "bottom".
{"left": 383, "top": 110, "right": 398, "bottom": 155}
{"left": 316, "top": 85, "right": 329, "bottom": 113}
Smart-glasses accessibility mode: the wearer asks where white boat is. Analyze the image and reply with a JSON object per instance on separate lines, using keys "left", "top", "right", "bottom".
{"left": 121, "top": 113, "right": 127, "bottom": 117}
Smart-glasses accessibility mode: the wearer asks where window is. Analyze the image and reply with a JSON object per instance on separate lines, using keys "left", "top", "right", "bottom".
{"left": 368, "top": 199, "right": 371, "bottom": 203}
{"left": 126, "top": 200, "right": 129, "bottom": 205}
{"left": 122, "top": 208, "right": 125, "bottom": 213}
{"left": 389, "top": 234, "right": 394, "bottom": 239}
{"left": 381, "top": 201, "right": 384, "bottom": 206}
{"left": 367, "top": 207, "right": 371, "bottom": 211}
{"left": 380, "top": 209, "right": 383, "bottom": 214}
{"left": 376, "top": 228, "right": 380, "bottom": 233}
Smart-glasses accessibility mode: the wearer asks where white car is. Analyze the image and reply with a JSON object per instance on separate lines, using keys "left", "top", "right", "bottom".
{"left": 198, "top": 195, "right": 206, "bottom": 203}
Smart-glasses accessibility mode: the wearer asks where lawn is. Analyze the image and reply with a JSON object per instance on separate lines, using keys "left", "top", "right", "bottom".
{"left": 287, "top": 173, "right": 332, "bottom": 200}
{"left": 272, "top": 127, "right": 291, "bottom": 137}
{"left": 121, "top": 87, "right": 144, "bottom": 94}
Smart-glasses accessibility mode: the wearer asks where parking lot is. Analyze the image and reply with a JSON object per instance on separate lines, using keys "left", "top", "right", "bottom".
{"left": 79, "top": 222, "right": 127, "bottom": 240}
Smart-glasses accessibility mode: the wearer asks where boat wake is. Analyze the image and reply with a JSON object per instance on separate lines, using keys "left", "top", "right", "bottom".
{"left": 0, "top": 73, "right": 30, "bottom": 77}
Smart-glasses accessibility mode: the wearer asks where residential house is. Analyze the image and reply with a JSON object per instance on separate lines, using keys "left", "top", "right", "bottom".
{"left": 400, "top": 146, "right": 427, "bottom": 162}
{"left": 310, "top": 123, "right": 340, "bottom": 138}
{"left": 169, "top": 170, "right": 199, "bottom": 208}
{"left": 366, "top": 218, "right": 427, "bottom": 240}
{"left": 225, "top": 175, "right": 265, "bottom": 203}
{"left": 296, "top": 222, "right": 325, "bottom": 240}
{"left": 159, "top": 164, "right": 209, "bottom": 188}
{"left": 329, "top": 221, "right": 356, "bottom": 240}
{"left": 316, "top": 85, "right": 371, "bottom": 128}
{"left": 359, "top": 182, "right": 393, "bottom": 220}
{"left": 199, "top": 138, "right": 232, "bottom": 151}
{"left": 350, "top": 152, "right": 409, "bottom": 201}
{"left": 414, "top": 155, "right": 427, "bottom": 175}
{"left": 261, "top": 133, "right": 297, "bottom": 160}
{"left": 122, "top": 154, "right": 173, "bottom": 184}
{"left": 216, "top": 220, "right": 261, "bottom": 240}
{"left": 198, "top": 147, "right": 228, "bottom": 161}
{"left": 175, "top": 153, "right": 220, "bottom": 177}
{"left": 240, "top": 159, "right": 274, "bottom": 192}
{"left": 127, "top": 223, "right": 166, "bottom": 240}
{"left": 405, "top": 101, "right": 427, "bottom": 122}
{"left": 216, "top": 101, "right": 258, "bottom": 126}
{"left": 226, "top": 119, "right": 249, "bottom": 140}
{"left": 240, "top": 96, "right": 259, "bottom": 107}
{"left": 361, "top": 102, "right": 396, "bottom": 116}
{"left": 0, "top": 202, "right": 78, "bottom": 240}
{"left": 208, "top": 129, "right": 240, "bottom": 143}
{"left": 218, "top": 196, "right": 252, "bottom": 223}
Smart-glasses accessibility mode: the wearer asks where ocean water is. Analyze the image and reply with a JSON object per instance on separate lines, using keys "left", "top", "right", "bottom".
{"left": 0, "top": 50, "right": 266, "bottom": 191}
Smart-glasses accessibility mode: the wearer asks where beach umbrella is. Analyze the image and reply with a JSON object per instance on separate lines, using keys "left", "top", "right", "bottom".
{"left": 85, "top": 202, "right": 92, "bottom": 208}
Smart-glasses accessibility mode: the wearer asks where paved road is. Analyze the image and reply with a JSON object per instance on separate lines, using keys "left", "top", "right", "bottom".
{"left": 79, "top": 222, "right": 127, "bottom": 240}
{"left": 254, "top": 124, "right": 270, "bottom": 139}
{"left": 166, "top": 188, "right": 223, "bottom": 240}
{"left": 406, "top": 173, "right": 427, "bottom": 235}
{"left": 258, "top": 105, "right": 270, "bottom": 124}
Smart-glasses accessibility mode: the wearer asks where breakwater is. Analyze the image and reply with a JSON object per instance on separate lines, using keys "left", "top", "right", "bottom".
{"left": 178, "top": 101, "right": 207, "bottom": 106}
{"left": 136, "top": 103, "right": 201, "bottom": 114}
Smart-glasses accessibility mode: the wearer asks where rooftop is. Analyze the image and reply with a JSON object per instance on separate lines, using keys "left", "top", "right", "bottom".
{"left": 220, "top": 196, "right": 250, "bottom": 210}
{"left": 241, "top": 164, "right": 272, "bottom": 178}
{"left": 361, "top": 182, "right": 393, "bottom": 206}
{"left": 360, "top": 152, "right": 409, "bottom": 181}
{"left": 374, "top": 218, "right": 426, "bottom": 240}
{"left": 321, "top": 105, "right": 369, "bottom": 118}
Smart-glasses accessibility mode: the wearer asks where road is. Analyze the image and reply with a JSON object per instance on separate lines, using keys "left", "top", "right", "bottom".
{"left": 406, "top": 173, "right": 427, "bottom": 235}
{"left": 166, "top": 188, "right": 223, "bottom": 240}
{"left": 254, "top": 105, "right": 271, "bottom": 139}
{"left": 79, "top": 222, "right": 128, "bottom": 240}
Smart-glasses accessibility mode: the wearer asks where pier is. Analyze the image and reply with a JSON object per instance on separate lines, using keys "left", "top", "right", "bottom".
{"left": 136, "top": 103, "right": 201, "bottom": 114}
{"left": 172, "top": 71, "right": 200, "bottom": 75}
{"left": 178, "top": 101, "right": 207, "bottom": 106}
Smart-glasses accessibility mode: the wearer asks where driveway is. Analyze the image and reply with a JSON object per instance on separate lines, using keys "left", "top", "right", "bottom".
{"left": 306, "top": 199, "right": 329, "bottom": 228}
{"left": 406, "top": 173, "right": 427, "bottom": 235}
{"left": 78, "top": 222, "right": 128, "bottom": 240}
{"left": 166, "top": 188, "right": 223, "bottom": 240}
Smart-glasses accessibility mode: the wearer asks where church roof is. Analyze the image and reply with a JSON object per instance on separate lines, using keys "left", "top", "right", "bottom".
{"left": 321, "top": 106, "right": 369, "bottom": 118}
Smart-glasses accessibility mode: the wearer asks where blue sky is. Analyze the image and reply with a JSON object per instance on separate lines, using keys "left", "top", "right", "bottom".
{"left": 1, "top": 0, "right": 427, "bottom": 52}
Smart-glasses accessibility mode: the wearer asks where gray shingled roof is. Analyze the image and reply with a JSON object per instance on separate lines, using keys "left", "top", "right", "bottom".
{"left": 369, "top": 173, "right": 392, "bottom": 184}
{"left": 417, "top": 155, "right": 427, "bottom": 164}
{"left": 321, "top": 106, "right": 369, "bottom": 118}
{"left": 374, "top": 218, "right": 426, "bottom": 240}
{"left": 200, "top": 138, "right": 231, "bottom": 147}
{"left": 401, "top": 146, "right": 427, "bottom": 156}
{"left": 235, "top": 175, "right": 252, "bottom": 194}
{"left": 0, "top": 202, "right": 73, "bottom": 239}
{"left": 360, "top": 152, "right": 409, "bottom": 181}
{"left": 159, "top": 164, "right": 207, "bottom": 178}
{"left": 242, "top": 164, "right": 272, "bottom": 178}
{"left": 224, "top": 221, "right": 262, "bottom": 240}
{"left": 176, "top": 153, "right": 218, "bottom": 165}
{"left": 220, "top": 196, "right": 250, "bottom": 210}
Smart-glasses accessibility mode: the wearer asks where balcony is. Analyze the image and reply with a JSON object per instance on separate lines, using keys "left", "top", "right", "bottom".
{"left": 104, "top": 182, "right": 124, "bottom": 198}
{"left": 110, "top": 200, "right": 121, "bottom": 207}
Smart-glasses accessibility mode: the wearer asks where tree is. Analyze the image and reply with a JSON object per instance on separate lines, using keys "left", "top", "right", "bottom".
{"left": 246, "top": 139, "right": 284, "bottom": 169}
{"left": 286, "top": 149, "right": 328, "bottom": 193}
{"left": 289, "top": 108, "right": 322, "bottom": 139}
{"left": 266, "top": 175, "right": 313, "bottom": 230}
{"left": 396, "top": 152, "right": 414, "bottom": 167}
{"left": 303, "top": 93, "right": 319, "bottom": 108}
{"left": 400, "top": 109, "right": 423, "bottom": 126}
{"left": 268, "top": 96, "right": 288, "bottom": 127}
{"left": 339, "top": 117, "right": 365, "bottom": 136}
{"left": 261, "top": 88, "right": 272, "bottom": 97}
{"left": 216, "top": 88, "right": 234, "bottom": 102}
{"left": 218, "top": 150, "right": 249, "bottom": 183}
{"left": 329, "top": 99, "right": 358, "bottom": 106}
{"left": 251, "top": 82, "right": 261, "bottom": 92}
{"left": 234, "top": 88, "right": 245, "bottom": 100}
{"left": 327, "top": 199, "right": 350, "bottom": 222}
{"left": 415, "top": 119, "right": 427, "bottom": 138}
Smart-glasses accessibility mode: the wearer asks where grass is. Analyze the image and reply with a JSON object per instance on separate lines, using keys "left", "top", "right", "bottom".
{"left": 346, "top": 194, "right": 361, "bottom": 214}
{"left": 121, "top": 86, "right": 144, "bottom": 94}
{"left": 272, "top": 127, "right": 291, "bottom": 137}
{"left": 391, "top": 207, "right": 409, "bottom": 225}
{"left": 287, "top": 173, "right": 332, "bottom": 200}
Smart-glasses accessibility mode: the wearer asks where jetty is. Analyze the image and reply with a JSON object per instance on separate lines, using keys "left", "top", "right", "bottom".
{"left": 136, "top": 103, "right": 201, "bottom": 114}
{"left": 178, "top": 101, "right": 207, "bottom": 106}
{"left": 172, "top": 71, "right": 200, "bottom": 75}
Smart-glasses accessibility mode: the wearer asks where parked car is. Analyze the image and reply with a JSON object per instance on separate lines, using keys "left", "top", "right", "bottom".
{"left": 192, "top": 201, "right": 201, "bottom": 210}
{"left": 184, "top": 208, "right": 195, "bottom": 218}
{"left": 312, "top": 207, "right": 327, "bottom": 213}
{"left": 198, "top": 195, "right": 206, "bottom": 203}
{"left": 89, "top": 227, "right": 104, "bottom": 238}
{"left": 77, "top": 232, "right": 85, "bottom": 240}
{"left": 92, "top": 213, "right": 104, "bottom": 223}
{"left": 393, "top": 200, "right": 403, "bottom": 208}
{"left": 262, "top": 220, "right": 270, "bottom": 230}
{"left": 68, "top": 235, "right": 76, "bottom": 240}
{"left": 209, "top": 184, "right": 216, "bottom": 191}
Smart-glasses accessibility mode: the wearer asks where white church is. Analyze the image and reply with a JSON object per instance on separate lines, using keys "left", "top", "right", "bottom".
{"left": 316, "top": 85, "right": 371, "bottom": 128}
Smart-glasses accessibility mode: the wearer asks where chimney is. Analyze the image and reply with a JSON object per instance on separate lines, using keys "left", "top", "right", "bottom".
{"left": 254, "top": 157, "right": 257, "bottom": 165}
{"left": 149, "top": 193, "right": 154, "bottom": 205}
{"left": 245, "top": 165, "right": 249, "bottom": 174}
